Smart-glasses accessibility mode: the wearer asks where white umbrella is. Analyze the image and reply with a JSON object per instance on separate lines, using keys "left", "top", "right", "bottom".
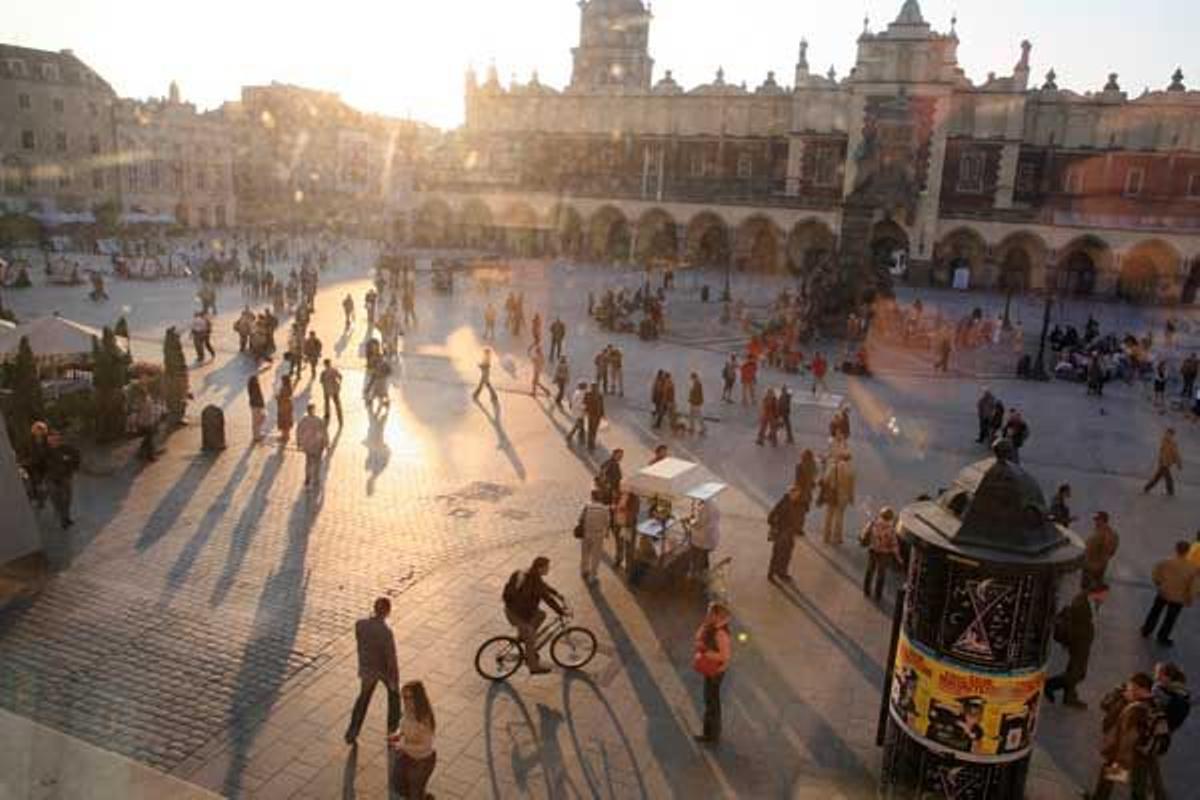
{"left": 0, "top": 314, "right": 126, "bottom": 363}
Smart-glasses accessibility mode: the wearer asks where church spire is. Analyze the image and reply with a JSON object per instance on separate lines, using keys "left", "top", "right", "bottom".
{"left": 894, "top": 0, "right": 925, "bottom": 25}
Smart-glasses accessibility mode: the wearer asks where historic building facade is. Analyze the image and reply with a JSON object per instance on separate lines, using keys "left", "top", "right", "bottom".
{"left": 0, "top": 44, "right": 120, "bottom": 221}
{"left": 224, "top": 82, "right": 416, "bottom": 233}
{"left": 413, "top": 0, "right": 1200, "bottom": 303}
{"left": 113, "top": 82, "right": 236, "bottom": 228}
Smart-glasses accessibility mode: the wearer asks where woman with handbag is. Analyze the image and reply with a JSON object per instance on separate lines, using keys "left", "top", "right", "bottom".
{"left": 861, "top": 507, "right": 903, "bottom": 601}
{"left": 693, "top": 602, "right": 732, "bottom": 745}
{"left": 388, "top": 681, "right": 436, "bottom": 799}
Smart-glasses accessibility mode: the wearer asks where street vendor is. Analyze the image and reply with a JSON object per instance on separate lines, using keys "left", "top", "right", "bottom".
{"left": 688, "top": 498, "right": 721, "bottom": 578}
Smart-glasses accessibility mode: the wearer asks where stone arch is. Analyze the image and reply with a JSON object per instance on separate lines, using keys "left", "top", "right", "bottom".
{"left": 736, "top": 215, "right": 783, "bottom": 273}
{"left": 549, "top": 203, "right": 584, "bottom": 258}
{"left": 635, "top": 208, "right": 679, "bottom": 262}
{"left": 1118, "top": 239, "right": 1183, "bottom": 304}
{"left": 589, "top": 205, "right": 631, "bottom": 262}
{"left": 786, "top": 218, "right": 836, "bottom": 276}
{"left": 994, "top": 231, "right": 1049, "bottom": 292}
{"left": 937, "top": 227, "right": 988, "bottom": 285}
{"left": 499, "top": 201, "right": 540, "bottom": 257}
{"left": 1183, "top": 256, "right": 1200, "bottom": 305}
{"left": 1056, "top": 236, "right": 1112, "bottom": 297}
{"left": 412, "top": 198, "right": 453, "bottom": 247}
{"left": 458, "top": 197, "right": 494, "bottom": 250}
{"left": 686, "top": 212, "right": 731, "bottom": 268}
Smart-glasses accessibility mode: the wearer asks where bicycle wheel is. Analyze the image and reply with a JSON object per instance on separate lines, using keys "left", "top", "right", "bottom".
{"left": 550, "top": 626, "right": 597, "bottom": 670}
{"left": 475, "top": 636, "right": 524, "bottom": 681}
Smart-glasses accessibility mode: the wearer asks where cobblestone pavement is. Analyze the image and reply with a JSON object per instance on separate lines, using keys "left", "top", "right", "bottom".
{"left": 1, "top": 252, "right": 1198, "bottom": 798}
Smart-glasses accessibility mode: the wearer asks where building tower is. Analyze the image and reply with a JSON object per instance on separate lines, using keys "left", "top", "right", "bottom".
{"left": 569, "top": 0, "right": 654, "bottom": 91}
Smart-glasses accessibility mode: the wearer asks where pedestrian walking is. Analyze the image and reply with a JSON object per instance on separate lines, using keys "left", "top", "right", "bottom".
{"left": 756, "top": 388, "right": 779, "bottom": 446}
{"left": 1002, "top": 408, "right": 1029, "bottom": 462}
{"left": 1181, "top": 353, "right": 1198, "bottom": 400}
{"left": 1144, "top": 428, "right": 1182, "bottom": 497}
{"left": 565, "top": 382, "right": 587, "bottom": 445}
{"left": 247, "top": 374, "right": 266, "bottom": 443}
{"left": 1084, "top": 672, "right": 1154, "bottom": 799}
{"left": 1048, "top": 483, "right": 1074, "bottom": 525}
{"left": 777, "top": 385, "right": 794, "bottom": 444}
{"left": 296, "top": 404, "right": 329, "bottom": 489}
{"left": 934, "top": 332, "right": 951, "bottom": 372}
{"left": 344, "top": 597, "right": 401, "bottom": 744}
{"left": 594, "top": 347, "right": 610, "bottom": 394}
{"left": 365, "top": 288, "right": 377, "bottom": 333}
{"left": 692, "top": 602, "right": 732, "bottom": 745}
{"left": 319, "top": 359, "right": 343, "bottom": 427}
{"left": 721, "top": 354, "right": 737, "bottom": 403}
{"left": 342, "top": 293, "right": 354, "bottom": 331}
{"left": 654, "top": 372, "right": 677, "bottom": 430}
{"left": 688, "top": 372, "right": 706, "bottom": 435}
{"left": 302, "top": 331, "right": 322, "bottom": 379}
{"left": 614, "top": 490, "right": 640, "bottom": 575}
{"left": 528, "top": 343, "right": 551, "bottom": 397}
{"left": 1082, "top": 511, "right": 1120, "bottom": 590}
{"left": 811, "top": 351, "right": 828, "bottom": 396}
{"left": 1148, "top": 662, "right": 1191, "bottom": 798}
{"left": 1140, "top": 541, "right": 1198, "bottom": 646}
{"left": 553, "top": 357, "right": 570, "bottom": 409}
{"left": 549, "top": 316, "right": 566, "bottom": 361}
{"left": 767, "top": 483, "right": 808, "bottom": 582}
{"left": 577, "top": 490, "right": 613, "bottom": 584}
{"left": 584, "top": 382, "right": 605, "bottom": 451}
{"left": 976, "top": 388, "right": 997, "bottom": 444}
{"left": 276, "top": 375, "right": 294, "bottom": 444}
{"left": 819, "top": 449, "right": 855, "bottom": 546}
{"left": 388, "top": 681, "right": 437, "bottom": 799}
{"left": 596, "top": 448, "right": 623, "bottom": 502}
{"left": 43, "top": 431, "right": 80, "bottom": 529}
{"left": 1046, "top": 582, "right": 1108, "bottom": 709}
{"left": 190, "top": 312, "right": 208, "bottom": 363}
{"left": 740, "top": 356, "right": 758, "bottom": 406}
{"left": 483, "top": 303, "right": 497, "bottom": 341}
{"left": 472, "top": 347, "right": 498, "bottom": 404}
{"left": 829, "top": 405, "right": 851, "bottom": 442}
{"left": 608, "top": 345, "right": 624, "bottom": 396}
{"left": 794, "top": 448, "right": 818, "bottom": 496}
{"left": 402, "top": 286, "right": 417, "bottom": 329}
{"left": 861, "top": 507, "right": 903, "bottom": 601}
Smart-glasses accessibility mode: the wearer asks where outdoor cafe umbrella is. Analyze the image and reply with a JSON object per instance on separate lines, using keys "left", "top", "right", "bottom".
{"left": 0, "top": 314, "right": 126, "bottom": 364}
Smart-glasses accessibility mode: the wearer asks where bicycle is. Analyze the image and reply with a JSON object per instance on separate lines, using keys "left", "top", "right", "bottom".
{"left": 475, "top": 607, "right": 598, "bottom": 681}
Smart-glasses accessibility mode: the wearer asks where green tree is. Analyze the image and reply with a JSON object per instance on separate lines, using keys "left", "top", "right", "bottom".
{"left": 92, "top": 328, "right": 128, "bottom": 442}
{"left": 4, "top": 336, "right": 44, "bottom": 455}
{"left": 162, "top": 326, "right": 188, "bottom": 424}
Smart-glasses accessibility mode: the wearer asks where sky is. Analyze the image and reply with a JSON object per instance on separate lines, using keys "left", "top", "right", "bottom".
{"left": 6, "top": 0, "right": 1197, "bottom": 129}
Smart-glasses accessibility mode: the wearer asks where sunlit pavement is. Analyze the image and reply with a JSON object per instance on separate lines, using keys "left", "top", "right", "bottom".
{"left": 1, "top": 252, "right": 1198, "bottom": 798}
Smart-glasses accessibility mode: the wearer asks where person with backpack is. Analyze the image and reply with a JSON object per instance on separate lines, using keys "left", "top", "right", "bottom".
{"left": 1046, "top": 582, "right": 1108, "bottom": 709}
{"left": 767, "top": 483, "right": 808, "bottom": 583}
{"left": 692, "top": 602, "right": 732, "bottom": 745}
{"left": 502, "top": 556, "right": 566, "bottom": 674}
{"left": 1146, "top": 662, "right": 1191, "bottom": 798}
{"left": 861, "top": 507, "right": 903, "bottom": 602}
{"left": 1086, "top": 672, "right": 1155, "bottom": 799}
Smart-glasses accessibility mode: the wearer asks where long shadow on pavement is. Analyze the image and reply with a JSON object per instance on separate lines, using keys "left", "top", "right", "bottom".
{"left": 562, "top": 670, "right": 650, "bottom": 799}
{"left": 209, "top": 449, "right": 286, "bottom": 607}
{"left": 135, "top": 453, "right": 220, "bottom": 552}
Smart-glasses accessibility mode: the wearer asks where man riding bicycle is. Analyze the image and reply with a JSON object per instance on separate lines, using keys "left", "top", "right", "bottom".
{"left": 503, "top": 556, "right": 565, "bottom": 674}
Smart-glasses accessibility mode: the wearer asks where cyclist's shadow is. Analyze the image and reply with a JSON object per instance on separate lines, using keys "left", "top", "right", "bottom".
{"left": 483, "top": 674, "right": 648, "bottom": 799}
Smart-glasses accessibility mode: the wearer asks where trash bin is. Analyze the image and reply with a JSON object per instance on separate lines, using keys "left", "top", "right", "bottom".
{"left": 700, "top": 285, "right": 710, "bottom": 302}
{"left": 201, "top": 405, "right": 226, "bottom": 451}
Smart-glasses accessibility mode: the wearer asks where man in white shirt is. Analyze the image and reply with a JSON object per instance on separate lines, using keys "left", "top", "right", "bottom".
{"left": 579, "top": 490, "right": 613, "bottom": 584}
{"left": 689, "top": 500, "right": 721, "bottom": 577}
{"left": 565, "top": 382, "right": 587, "bottom": 446}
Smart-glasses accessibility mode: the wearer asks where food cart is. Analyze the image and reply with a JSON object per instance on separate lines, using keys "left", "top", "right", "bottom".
{"left": 624, "top": 457, "right": 727, "bottom": 584}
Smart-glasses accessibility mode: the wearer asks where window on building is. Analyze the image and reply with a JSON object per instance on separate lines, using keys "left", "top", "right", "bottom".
{"left": 92, "top": 170, "right": 104, "bottom": 190}
{"left": 1188, "top": 173, "right": 1200, "bottom": 199}
{"left": 736, "top": 153, "right": 753, "bottom": 179}
{"left": 52, "top": 97, "right": 64, "bottom": 113}
{"left": 196, "top": 166, "right": 207, "bottom": 190}
{"left": 55, "top": 132, "right": 67, "bottom": 152}
{"left": 1063, "top": 167, "right": 1084, "bottom": 195}
{"left": 88, "top": 101, "right": 98, "bottom": 116}
{"left": 689, "top": 152, "right": 708, "bottom": 178}
{"left": 150, "top": 161, "right": 161, "bottom": 189}
{"left": 1123, "top": 167, "right": 1144, "bottom": 197}
{"left": 21, "top": 130, "right": 35, "bottom": 150}
{"left": 89, "top": 135, "right": 100, "bottom": 155}
{"left": 1016, "top": 162, "right": 1038, "bottom": 195}
{"left": 9, "top": 59, "right": 26, "bottom": 77}
{"left": 957, "top": 151, "right": 985, "bottom": 193}
{"left": 811, "top": 144, "right": 838, "bottom": 187}
{"left": 216, "top": 205, "right": 227, "bottom": 227}
{"left": 127, "top": 165, "right": 137, "bottom": 191}
{"left": 18, "top": 93, "right": 30, "bottom": 110}
{"left": 213, "top": 164, "right": 224, "bottom": 190}
{"left": 41, "top": 63, "right": 58, "bottom": 80}
{"left": 58, "top": 170, "right": 70, "bottom": 188}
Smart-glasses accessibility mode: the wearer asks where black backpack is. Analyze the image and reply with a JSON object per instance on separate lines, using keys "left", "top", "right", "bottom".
{"left": 1137, "top": 704, "right": 1173, "bottom": 756}
{"left": 502, "top": 570, "right": 524, "bottom": 606}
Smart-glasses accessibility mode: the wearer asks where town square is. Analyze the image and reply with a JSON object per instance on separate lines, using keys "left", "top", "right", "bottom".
{"left": 1, "top": 2, "right": 1199, "bottom": 798}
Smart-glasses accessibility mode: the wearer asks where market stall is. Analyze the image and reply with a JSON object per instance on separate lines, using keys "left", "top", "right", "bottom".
{"left": 624, "top": 457, "right": 727, "bottom": 582}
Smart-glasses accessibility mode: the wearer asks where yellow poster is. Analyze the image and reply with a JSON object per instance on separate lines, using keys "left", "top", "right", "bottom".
{"left": 889, "top": 632, "right": 1044, "bottom": 763}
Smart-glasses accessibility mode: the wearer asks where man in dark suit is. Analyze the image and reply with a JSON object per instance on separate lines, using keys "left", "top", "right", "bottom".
{"left": 1045, "top": 583, "right": 1108, "bottom": 709}
{"left": 344, "top": 597, "right": 400, "bottom": 744}
{"left": 584, "top": 382, "right": 605, "bottom": 452}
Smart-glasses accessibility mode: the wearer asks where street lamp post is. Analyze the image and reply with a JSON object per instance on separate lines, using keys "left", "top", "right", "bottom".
{"left": 1030, "top": 292, "right": 1052, "bottom": 381}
